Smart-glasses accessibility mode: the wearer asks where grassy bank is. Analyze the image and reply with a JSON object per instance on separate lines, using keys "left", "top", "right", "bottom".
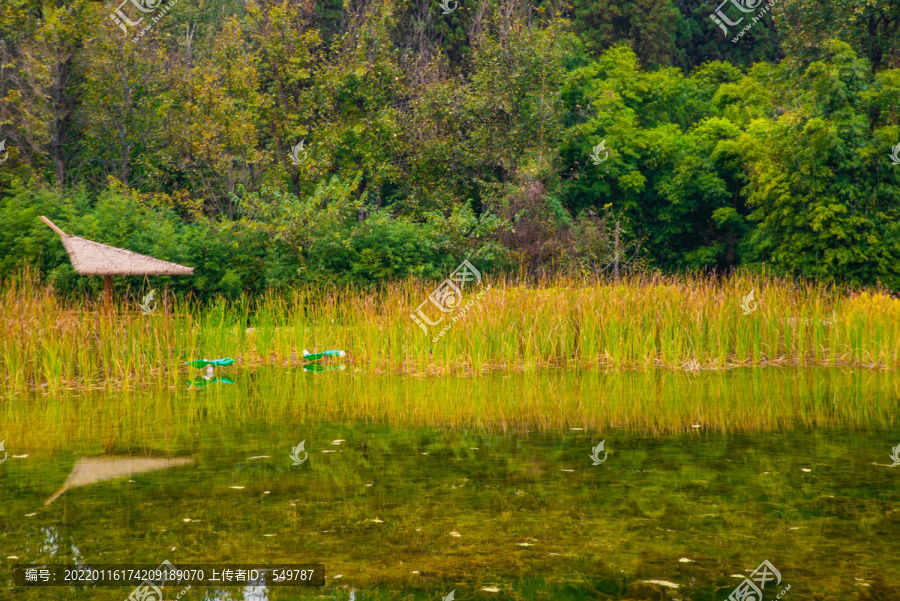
{"left": 2, "top": 271, "right": 900, "bottom": 393}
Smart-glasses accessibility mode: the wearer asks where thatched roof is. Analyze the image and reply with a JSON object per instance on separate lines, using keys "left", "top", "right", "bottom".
{"left": 41, "top": 216, "right": 194, "bottom": 276}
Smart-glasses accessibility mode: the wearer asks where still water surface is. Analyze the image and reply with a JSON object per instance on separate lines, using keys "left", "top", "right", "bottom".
{"left": 2, "top": 368, "right": 899, "bottom": 600}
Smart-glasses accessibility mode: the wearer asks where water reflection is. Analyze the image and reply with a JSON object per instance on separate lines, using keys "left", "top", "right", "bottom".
{"left": 188, "top": 376, "right": 236, "bottom": 388}
{"left": 200, "top": 585, "right": 267, "bottom": 600}
{"left": 44, "top": 456, "right": 194, "bottom": 505}
{"left": 304, "top": 364, "right": 346, "bottom": 373}
{"left": 3, "top": 368, "right": 900, "bottom": 599}
{"left": 39, "top": 526, "right": 59, "bottom": 556}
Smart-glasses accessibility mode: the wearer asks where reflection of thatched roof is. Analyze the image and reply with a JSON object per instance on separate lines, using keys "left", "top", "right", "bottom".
{"left": 45, "top": 456, "right": 194, "bottom": 505}
{"left": 41, "top": 216, "right": 193, "bottom": 276}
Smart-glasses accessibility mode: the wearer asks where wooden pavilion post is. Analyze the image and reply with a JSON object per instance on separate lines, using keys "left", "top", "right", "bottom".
{"left": 104, "top": 275, "right": 113, "bottom": 308}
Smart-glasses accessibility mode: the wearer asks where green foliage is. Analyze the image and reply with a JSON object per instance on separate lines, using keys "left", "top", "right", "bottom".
{"left": 558, "top": 41, "right": 900, "bottom": 284}
{"left": 568, "top": 0, "right": 782, "bottom": 71}
{"left": 570, "top": 0, "right": 679, "bottom": 66}
{"left": 777, "top": 0, "right": 900, "bottom": 71}
{"left": 0, "top": 0, "right": 898, "bottom": 291}
{"left": 725, "top": 42, "right": 900, "bottom": 287}
{"left": 559, "top": 47, "right": 748, "bottom": 270}
{"left": 0, "top": 174, "right": 508, "bottom": 298}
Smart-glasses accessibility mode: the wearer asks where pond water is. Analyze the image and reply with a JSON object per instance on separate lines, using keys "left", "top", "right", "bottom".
{"left": 2, "top": 367, "right": 900, "bottom": 600}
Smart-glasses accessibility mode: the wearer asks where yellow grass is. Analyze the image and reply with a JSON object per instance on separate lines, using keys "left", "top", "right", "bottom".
{"left": 2, "top": 270, "right": 899, "bottom": 393}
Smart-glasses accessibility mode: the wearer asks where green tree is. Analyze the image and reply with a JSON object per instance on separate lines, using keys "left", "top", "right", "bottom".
{"left": 560, "top": 46, "right": 748, "bottom": 270}
{"left": 722, "top": 41, "right": 900, "bottom": 286}
{"left": 570, "top": 0, "right": 679, "bottom": 66}
{"left": 777, "top": 0, "right": 900, "bottom": 70}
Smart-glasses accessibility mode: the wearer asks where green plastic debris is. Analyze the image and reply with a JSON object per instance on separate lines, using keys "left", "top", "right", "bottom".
{"left": 186, "top": 358, "right": 235, "bottom": 368}
{"left": 302, "top": 349, "right": 346, "bottom": 361}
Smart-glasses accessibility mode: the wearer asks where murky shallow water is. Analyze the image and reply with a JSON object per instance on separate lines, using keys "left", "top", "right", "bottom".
{"left": 2, "top": 368, "right": 900, "bottom": 600}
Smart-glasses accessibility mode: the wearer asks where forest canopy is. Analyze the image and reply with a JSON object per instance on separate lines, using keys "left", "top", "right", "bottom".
{"left": 1, "top": 0, "right": 899, "bottom": 298}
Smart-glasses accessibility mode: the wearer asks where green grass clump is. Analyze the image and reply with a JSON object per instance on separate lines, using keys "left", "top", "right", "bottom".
{"left": 2, "top": 270, "right": 900, "bottom": 393}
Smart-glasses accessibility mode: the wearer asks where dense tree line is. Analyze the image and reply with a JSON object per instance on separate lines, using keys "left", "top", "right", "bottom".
{"left": 0, "top": 0, "right": 898, "bottom": 298}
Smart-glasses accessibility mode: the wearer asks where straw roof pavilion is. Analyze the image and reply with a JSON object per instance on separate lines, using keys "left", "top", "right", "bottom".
{"left": 40, "top": 215, "right": 193, "bottom": 303}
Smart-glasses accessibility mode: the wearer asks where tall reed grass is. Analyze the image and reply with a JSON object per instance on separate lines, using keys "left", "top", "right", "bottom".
{"left": 2, "top": 269, "right": 899, "bottom": 393}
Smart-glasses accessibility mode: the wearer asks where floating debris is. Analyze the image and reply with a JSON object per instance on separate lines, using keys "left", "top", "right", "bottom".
{"left": 642, "top": 580, "right": 680, "bottom": 588}
{"left": 186, "top": 358, "right": 235, "bottom": 369}
{"left": 302, "top": 349, "right": 346, "bottom": 361}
